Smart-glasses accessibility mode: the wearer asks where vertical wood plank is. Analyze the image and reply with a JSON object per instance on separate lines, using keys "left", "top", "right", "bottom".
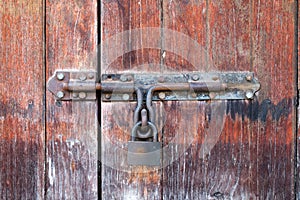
{"left": 163, "top": 0, "right": 296, "bottom": 199}
{"left": 0, "top": 0, "right": 45, "bottom": 199}
{"left": 162, "top": 1, "right": 210, "bottom": 199}
{"left": 100, "top": 0, "right": 162, "bottom": 199}
{"left": 250, "top": 1, "right": 296, "bottom": 199}
{"left": 297, "top": 0, "right": 299, "bottom": 198}
{"left": 46, "top": 0, "right": 98, "bottom": 199}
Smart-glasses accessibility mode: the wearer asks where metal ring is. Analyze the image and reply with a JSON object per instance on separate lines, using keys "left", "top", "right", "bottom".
{"left": 131, "top": 121, "right": 158, "bottom": 141}
{"left": 136, "top": 127, "right": 152, "bottom": 139}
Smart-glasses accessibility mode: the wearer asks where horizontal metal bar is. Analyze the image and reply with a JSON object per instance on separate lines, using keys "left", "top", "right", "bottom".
{"left": 62, "top": 82, "right": 227, "bottom": 93}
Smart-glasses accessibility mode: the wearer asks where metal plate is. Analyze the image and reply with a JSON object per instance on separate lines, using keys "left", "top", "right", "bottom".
{"left": 47, "top": 70, "right": 97, "bottom": 101}
{"left": 101, "top": 72, "right": 260, "bottom": 102}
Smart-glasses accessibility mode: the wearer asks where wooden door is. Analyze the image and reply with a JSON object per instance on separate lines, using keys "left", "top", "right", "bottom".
{"left": 0, "top": 0, "right": 298, "bottom": 199}
{"left": 100, "top": 0, "right": 297, "bottom": 199}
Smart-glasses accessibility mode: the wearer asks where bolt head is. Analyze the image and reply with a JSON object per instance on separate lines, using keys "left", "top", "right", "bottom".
{"left": 158, "top": 92, "right": 166, "bottom": 100}
{"left": 126, "top": 75, "right": 133, "bottom": 81}
{"left": 88, "top": 73, "right": 94, "bottom": 79}
{"left": 78, "top": 92, "right": 87, "bottom": 99}
{"left": 192, "top": 74, "right": 200, "bottom": 81}
{"left": 122, "top": 93, "right": 130, "bottom": 101}
{"left": 57, "top": 73, "right": 65, "bottom": 80}
{"left": 72, "top": 93, "right": 79, "bottom": 98}
{"left": 56, "top": 91, "right": 65, "bottom": 99}
{"left": 245, "top": 90, "right": 254, "bottom": 99}
{"left": 212, "top": 76, "right": 219, "bottom": 81}
{"left": 79, "top": 74, "right": 87, "bottom": 81}
{"left": 158, "top": 76, "right": 165, "bottom": 83}
{"left": 246, "top": 75, "right": 253, "bottom": 81}
{"left": 105, "top": 94, "right": 111, "bottom": 99}
{"left": 120, "top": 76, "right": 128, "bottom": 82}
{"left": 191, "top": 92, "right": 197, "bottom": 98}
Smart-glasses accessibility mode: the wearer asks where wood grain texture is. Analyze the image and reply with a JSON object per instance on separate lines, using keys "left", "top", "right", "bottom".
{"left": 46, "top": 0, "right": 98, "bottom": 199}
{"left": 297, "top": 0, "right": 300, "bottom": 198}
{"left": 100, "top": 0, "right": 163, "bottom": 199}
{"left": 0, "top": 0, "right": 45, "bottom": 199}
{"left": 163, "top": 0, "right": 296, "bottom": 199}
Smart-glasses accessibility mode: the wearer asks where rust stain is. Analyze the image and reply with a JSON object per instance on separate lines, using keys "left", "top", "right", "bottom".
{"left": 128, "top": 166, "right": 161, "bottom": 184}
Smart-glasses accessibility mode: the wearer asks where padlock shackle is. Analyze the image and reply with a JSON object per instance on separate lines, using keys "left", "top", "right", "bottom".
{"left": 131, "top": 121, "right": 158, "bottom": 141}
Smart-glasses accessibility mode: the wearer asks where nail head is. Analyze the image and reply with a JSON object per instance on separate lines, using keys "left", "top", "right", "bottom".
{"left": 158, "top": 76, "right": 165, "bottom": 83}
{"left": 245, "top": 90, "right": 254, "bottom": 99}
{"left": 122, "top": 93, "right": 130, "bottom": 101}
{"left": 79, "top": 92, "right": 87, "bottom": 99}
{"left": 88, "top": 73, "right": 94, "bottom": 79}
{"left": 120, "top": 76, "right": 128, "bottom": 82}
{"left": 57, "top": 73, "right": 65, "bottom": 81}
{"left": 158, "top": 92, "right": 166, "bottom": 100}
{"left": 79, "top": 74, "right": 87, "bottom": 81}
{"left": 246, "top": 75, "right": 253, "bottom": 81}
{"left": 56, "top": 91, "right": 65, "bottom": 99}
{"left": 192, "top": 74, "right": 200, "bottom": 81}
{"left": 105, "top": 94, "right": 111, "bottom": 99}
{"left": 72, "top": 93, "right": 78, "bottom": 98}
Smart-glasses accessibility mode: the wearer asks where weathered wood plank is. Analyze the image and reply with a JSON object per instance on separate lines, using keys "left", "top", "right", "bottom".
{"left": 162, "top": 1, "right": 210, "bottom": 199}
{"left": 163, "top": 0, "right": 296, "bottom": 199}
{"left": 297, "top": 0, "right": 300, "bottom": 198}
{"left": 46, "top": 0, "right": 98, "bottom": 199}
{"left": 100, "top": 0, "right": 162, "bottom": 199}
{"left": 0, "top": 0, "right": 45, "bottom": 199}
{"left": 250, "top": 1, "right": 296, "bottom": 199}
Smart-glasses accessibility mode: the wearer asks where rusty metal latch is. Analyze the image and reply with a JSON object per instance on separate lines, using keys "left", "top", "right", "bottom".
{"left": 47, "top": 70, "right": 260, "bottom": 101}
{"left": 47, "top": 70, "right": 260, "bottom": 166}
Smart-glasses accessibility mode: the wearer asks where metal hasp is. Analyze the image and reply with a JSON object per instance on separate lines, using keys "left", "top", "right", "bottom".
{"left": 47, "top": 70, "right": 260, "bottom": 166}
{"left": 47, "top": 70, "right": 260, "bottom": 101}
{"left": 47, "top": 71, "right": 97, "bottom": 100}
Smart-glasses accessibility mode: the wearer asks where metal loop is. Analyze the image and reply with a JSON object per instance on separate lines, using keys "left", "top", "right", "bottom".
{"left": 146, "top": 87, "right": 155, "bottom": 123}
{"left": 131, "top": 121, "right": 158, "bottom": 142}
{"left": 140, "top": 108, "right": 149, "bottom": 133}
{"left": 141, "top": 109, "right": 148, "bottom": 127}
{"left": 133, "top": 88, "right": 143, "bottom": 124}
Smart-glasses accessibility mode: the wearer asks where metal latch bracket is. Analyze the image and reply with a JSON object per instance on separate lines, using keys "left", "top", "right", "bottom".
{"left": 47, "top": 70, "right": 260, "bottom": 101}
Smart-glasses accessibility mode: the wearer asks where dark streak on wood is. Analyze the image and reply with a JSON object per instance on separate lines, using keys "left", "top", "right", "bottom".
{"left": 0, "top": 140, "right": 41, "bottom": 199}
{"left": 0, "top": 0, "right": 45, "bottom": 199}
{"left": 0, "top": 98, "right": 35, "bottom": 120}
{"left": 226, "top": 98, "right": 293, "bottom": 122}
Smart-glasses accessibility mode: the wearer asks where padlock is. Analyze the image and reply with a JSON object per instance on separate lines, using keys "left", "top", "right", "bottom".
{"left": 127, "top": 121, "right": 161, "bottom": 166}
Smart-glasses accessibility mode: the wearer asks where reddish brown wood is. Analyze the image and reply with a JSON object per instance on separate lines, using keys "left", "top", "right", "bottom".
{"left": 0, "top": 1, "right": 45, "bottom": 199}
{"left": 46, "top": 0, "right": 98, "bottom": 199}
{"left": 100, "top": 0, "right": 163, "bottom": 199}
{"left": 163, "top": 0, "right": 296, "bottom": 199}
{"left": 297, "top": 0, "right": 300, "bottom": 198}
